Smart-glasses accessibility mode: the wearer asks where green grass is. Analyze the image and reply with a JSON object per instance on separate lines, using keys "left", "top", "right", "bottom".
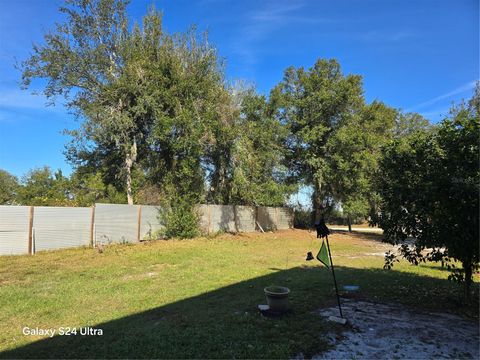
{"left": 0, "top": 230, "right": 477, "bottom": 358}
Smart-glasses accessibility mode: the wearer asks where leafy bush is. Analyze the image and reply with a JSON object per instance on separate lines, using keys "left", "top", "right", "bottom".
{"left": 293, "top": 206, "right": 367, "bottom": 228}
{"left": 293, "top": 207, "right": 313, "bottom": 229}
{"left": 376, "top": 90, "right": 479, "bottom": 298}
{"left": 159, "top": 194, "right": 200, "bottom": 239}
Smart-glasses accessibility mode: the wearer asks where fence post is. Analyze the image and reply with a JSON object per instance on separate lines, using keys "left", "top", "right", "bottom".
{"left": 90, "top": 206, "right": 95, "bottom": 247}
{"left": 137, "top": 205, "right": 142, "bottom": 241}
{"left": 27, "top": 206, "right": 34, "bottom": 255}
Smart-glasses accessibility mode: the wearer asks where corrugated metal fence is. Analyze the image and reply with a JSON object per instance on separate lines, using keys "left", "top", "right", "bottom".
{"left": 34, "top": 206, "right": 92, "bottom": 252}
{"left": 0, "top": 206, "right": 30, "bottom": 255}
{"left": 0, "top": 204, "right": 293, "bottom": 255}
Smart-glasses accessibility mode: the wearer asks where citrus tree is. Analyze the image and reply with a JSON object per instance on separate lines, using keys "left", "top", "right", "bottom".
{"left": 376, "top": 86, "right": 479, "bottom": 298}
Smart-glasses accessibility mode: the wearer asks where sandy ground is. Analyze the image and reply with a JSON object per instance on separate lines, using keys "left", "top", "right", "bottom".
{"left": 328, "top": 226, "right": 384, "bottom": 233}
{"left": 314, "top": 299, "right": 479, "bottom": 359}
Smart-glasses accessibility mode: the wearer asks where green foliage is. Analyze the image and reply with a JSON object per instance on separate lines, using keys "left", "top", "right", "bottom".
{"left": 201, "top": 82, "right": 296, "bottom": 207}
{"left": 142, "top": 228, "right": 164, "bottom": 241}
{"left": 21, "top": 0, "right": 143, "bottom": 204}
{"left": 0, "top": 169, "right": 19, "bottom": 205}
{"left": 225, "top": 90, "right": 295, "bottom": 206}
{"left": 20, "top": 3, "right": 351, "bottom": 210}
{"left": 293, "top": 207, "right": 313, "bottom": 229}
{"left": 69, "top": 171, "right": 126, "bottom": 206}
{"left": 270, "top": 59, "right": 364, "bottom": 198}
{"left": 376, "top": 87, "right": 479, "bottom": 297}
{"left": 383, "top": 250, "right": 399, "bottom": 270}
{"left": 159, "top": 192, "right": 200, "bottom": 239}
{"left": 21, "top": 0, "right": 236, "bottom": 206}
{"left": 327, "top": 101, "right": 398, "bottom": 220}
{"left": 393, "top": 112, "right": 431, "bottom": 138}
{"left": 144, "top": 25, "right": 226, "bottom": 207}
{"left": 5, "top": 166, "right": 127, "bottom": 207}
{"left": 135, "top": 182, "right": 162, "bottom": 205}
{"left": 16, "top": 167, "right": 73, "bottom": 206}
{"left": 270, "top": 59, "right": 402, "bottom": 222}
{"left": 19, "top": 0, "right": 458, "bottom": 238}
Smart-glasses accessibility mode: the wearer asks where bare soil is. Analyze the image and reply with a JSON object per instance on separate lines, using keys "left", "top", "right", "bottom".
{"left": 314, "top": 299, "right": 479, "bottom": 359}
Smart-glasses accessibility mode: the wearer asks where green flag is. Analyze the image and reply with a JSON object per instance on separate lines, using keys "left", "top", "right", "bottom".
{"left": 317, "top": 240, "right": 330, "bottom": 268}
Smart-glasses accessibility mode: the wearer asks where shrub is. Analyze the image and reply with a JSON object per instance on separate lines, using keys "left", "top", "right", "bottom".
{"left": 375, "top": 93, "right": 479, "bottom": 299}
{"left": 159, "top": 193, "right": 200, "bottom": 239}
{"left": 293, "top": 207, "right": 313, "bottom": 229}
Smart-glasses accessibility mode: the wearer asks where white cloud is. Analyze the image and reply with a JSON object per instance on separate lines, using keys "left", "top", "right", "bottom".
{"left": 231, "top": 1, "right": 313, "bottom": 67}
{"left": 419, "top": 107, "right": 450, "bottom": 120}
{"left": 229, "top": 2, "right": 415, "bottom": 73}
{"left": 406, "top": 81, "right": 477, "bottom": 112}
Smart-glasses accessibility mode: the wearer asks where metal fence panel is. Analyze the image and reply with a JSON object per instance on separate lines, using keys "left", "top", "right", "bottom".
{"left": 197, "top": 205, "right": 210, "bottom": 233}
{"left": 200, "top": 205, "right": 291, "bottom": 233}
{"left": 140, "top": 205, "right": 163, "bottom": 240}
{"left": 257, "top": 206, "right": 278, "bottom": 231}
{"left": 95, "top": 203, "right": 139, "bottom": 244}
{"left": 276, "top": 207, "right": 293, "bottom": 229}
{"left": 210, "top": 205, "right": 236, "bottom": 232}
{"left": 0, "top": 203, "right": 293, "bottom": 255}
{"left": 33, "top": 206, "right": 91, "bottom": 252}
{"left": 0, "top": 205, "right": 30, "bottom": 255}
{"left": 235, "top": 206, "right": 256, "bottom": 232}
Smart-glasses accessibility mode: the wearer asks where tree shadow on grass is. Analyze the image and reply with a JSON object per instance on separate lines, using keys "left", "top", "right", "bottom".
{"left": 1, "top": 266, "right": 477, "bottom": 359}
{"left": 418, "top": 263, "right": 453, "bottom": 272}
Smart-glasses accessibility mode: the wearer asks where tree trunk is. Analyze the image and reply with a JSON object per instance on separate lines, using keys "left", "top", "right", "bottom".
{"left": 125, "top": 139, "right": 137, "bottom": 206}
{"left": 313, "top": 177, "right": 324, "bottom": 227}
{"left": 347, "top": 216, "right": 352, "bottom": 232}
{"left": 125, "top": 160, "right": 133, "bottom": 205}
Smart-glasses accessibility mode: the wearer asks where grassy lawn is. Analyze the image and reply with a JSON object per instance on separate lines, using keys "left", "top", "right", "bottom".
{"left": 0, "top": 230, "right": 478, "bottom": 358}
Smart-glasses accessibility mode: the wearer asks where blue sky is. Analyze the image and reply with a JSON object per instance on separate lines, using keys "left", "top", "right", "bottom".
{"left": 0, "top": 0, "right": 478, "bottom": 180}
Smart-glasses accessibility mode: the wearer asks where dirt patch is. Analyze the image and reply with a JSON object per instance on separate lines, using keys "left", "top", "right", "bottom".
{"left": 329, "top": 226, "right": 383, "bottom": 234}
{"left": 314, "top": 299, "right": 479, "bottom": 359}
{"left": 121, "top": 271, "right": 158, "bottom": 281}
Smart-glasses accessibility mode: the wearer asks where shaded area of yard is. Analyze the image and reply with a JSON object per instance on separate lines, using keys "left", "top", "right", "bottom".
{"left": 316, "top": 299, "right": 479, "bottom": 359}
{"left": 0, "top": 230, "right": 478, "bottom": 358}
